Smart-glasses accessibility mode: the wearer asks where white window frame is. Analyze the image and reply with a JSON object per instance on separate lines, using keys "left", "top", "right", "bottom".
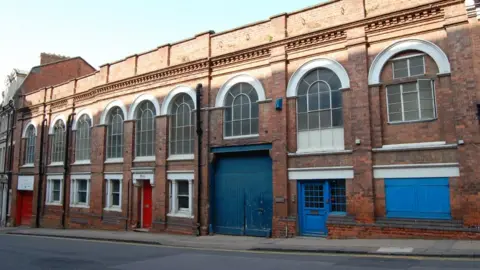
{"left": 104, "top": 174, "right": 122, "bottom": 211}
{"left": 391, "top": 54, "right": 426, "bottom": 79}
{"left": 167, "top": 172, "right": 193, "bottom": 218}
{"left": 46, "top": 175, "right": 63, "bottom": 205}
{"left": 70, "top": 174, "right": 91, "bottom": 208}
{"left": 386, "top": 80, "right": 437, "bottom": 123}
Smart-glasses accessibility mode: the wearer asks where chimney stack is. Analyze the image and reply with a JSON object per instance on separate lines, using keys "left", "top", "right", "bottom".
{"left": 40, "top": 53, "right": 70, "bottom": 65}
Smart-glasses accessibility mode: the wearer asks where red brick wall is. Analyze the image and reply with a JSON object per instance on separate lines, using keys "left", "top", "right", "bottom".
{"left": 11, "top": 0, "right": 480, "bottom": 239}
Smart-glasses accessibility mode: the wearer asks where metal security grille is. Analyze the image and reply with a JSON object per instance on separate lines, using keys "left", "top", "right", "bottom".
{"left": 303, "top": 183, "right": 324, "bottom": 208}
{"left": 75, "top": 114, "right": 92, "bottom": 161}
{"left": 330, "top": 179, "right": 346, "bottom": 212}
{"left": 135, "top": 101, "right": 155, "bottom": 157}
{"left": 106, "top": 107, "right": 124, "bottom": 159}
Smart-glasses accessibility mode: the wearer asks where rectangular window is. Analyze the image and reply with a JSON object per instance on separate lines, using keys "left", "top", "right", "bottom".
{"left": 46, "top": 177, "right": 63, "bottom": 205}
{"left": 392, "top": 55, "right": 425, "bottom": 79}
{"left": 330, "top": 180, "right": 346, "bottom": 213}
{"left": 386, "top": 80, "right": 435, "bottom": 123}
{"left": 105, "top": 177, "right": 122, "bottom": 210}
{"left": 168, "top": 179, "right": 193, "bottom": 217}
{"left": 70, "top": 177, "right": 90, "bottom": 207}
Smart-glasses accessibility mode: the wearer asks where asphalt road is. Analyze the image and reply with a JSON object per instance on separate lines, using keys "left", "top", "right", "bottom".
{"left": 0, "top": 234, "right": 479, "bottom": 270}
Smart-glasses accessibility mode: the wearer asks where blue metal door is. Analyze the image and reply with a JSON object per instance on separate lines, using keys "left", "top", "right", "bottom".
{"left": 299, "top": 181, "right": 328, "bottom": 236}
{"left": 213, "top": 152, "right": 273, "bottom": 236}
{"left": 385, "top": 178, "right": 451, "bottom": 219}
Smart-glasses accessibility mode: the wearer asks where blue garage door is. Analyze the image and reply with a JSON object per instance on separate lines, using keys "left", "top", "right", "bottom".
{"left": 213, "top": 151, "right": 273, "bottom": 237}
{"left": 385, "top": 178, "right": 451, "bottom": 220}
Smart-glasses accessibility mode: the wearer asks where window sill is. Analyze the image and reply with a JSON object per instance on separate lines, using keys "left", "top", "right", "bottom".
{"left": 167, "top": 154, "right": 194, "bottom": 161}
{"left": 46, "top": 202, "right": 62, "bottom": 206}
{"left": 289, "top": 149, "right": 352, "bottom": 156}
{"left": 372, "top": 141, "right": 457, "bottom": 152}
{"left": 133, "top": 156, "right": 155, "bottom": 162}
{"left": 104, "top": 158, "right": 124, "bottom": 164}
{"left": 70, "top": 204, "right": 90, "bottom": 209}
{"left": 72, "top": 160, "right": 91, "bottom": 165}
{"left": 388, "top": 118, "right": 437, "bottom": 125}
{"left": 21, "top": 164, "right": 34, "bottom": 168}
{"left": 223, "top": 134, "right": 259, "bottom": 140}
{"left": 103, "top": 207, "right": 122, "bottom": 212}
{"left": 48, "top": 162, "right": 64, "bottom": 167}
{"left": 167, "top": 211, "right": 193, "bottom": 218}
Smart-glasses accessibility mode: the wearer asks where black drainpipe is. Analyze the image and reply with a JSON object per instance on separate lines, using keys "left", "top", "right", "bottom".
{"left": 61, "top": 113, "right": 75, "bottom": 229}
{"left": 35, "top": 117, "right": 47, "bottom": 228}
{"left": 195, "top": 83, "right": 203, "bottom": 235}
{"left": 3, "top": 106, "right": 11, "bottom": 173}
{"left": 5, "top": 100, "right": 14, "bottom": 226}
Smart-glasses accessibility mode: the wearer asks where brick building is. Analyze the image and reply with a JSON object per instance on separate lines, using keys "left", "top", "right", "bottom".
{"left": 10, "top": 0, "right": 480, "bottom": 239}
{"left": 4, "top": 53, "right": 95, "bottom": 227}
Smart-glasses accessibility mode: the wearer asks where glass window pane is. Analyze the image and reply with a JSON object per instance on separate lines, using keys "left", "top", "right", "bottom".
{"left": 297, "top": 95, "right": 307, "bottom": 113}
{"left": 420, "top": 99, "right": 434, "bottom": 110}
{"left": 78, "top": 192, "right": 87, "bottom": 203}
{"left": 409, "top": 56, "right": 424, "bottom": 76}
{"left": 112, "top": 194, "right": 120, "bottom": 206}
{"left": 387, "top": 93, "right": 401, "bottom": 104}
{"left": 404, "top": 111, "right": 419, "bottom": 121}
{"left": 233, "top": 121, "right": 241, "bottom": 136}
{"left": 319, "top": 92, "right": 330, "bottom": 109}
{"left": 403, "top": 101, "right": 419, "bottom": 111}
{"left": 320, "top": 110, "right": 332, "bottom": 128}
{"left": 308, "top": 93, "right": 319, "bottom": 111}
{"left": 403, "top": 92, "right": 418, "bottom": 103}
{"left": 53, "top": 191, "right": 60, "bottom": 201}
{"left": 308, "top": 112, "right": 320, "bottom": 129}
{"left": 178, "top": 181, "right": 188, "bottom": 195}
{"left": 178, "top": 197, "right": 189, "bottom": 209}
{"left": 303, "top": 70, "right": 317, "bottom": 85}
{"left": 225, "top": 121, "right": 232, "bottom": 137}
{"left": 318, "top": 82, "right": 329, "bottom": 92}
{"left": 421, "top": 109, "right": 435, "bottom": 119}
{"left": 388, "top": 103, "right": 402, "bottom": 114}
{"left": 251, "top": 119, "right": 258, "bottom": 134}
{"left": 251, "top": 103, "right": 259, "bottom": 118}
{"left": 241, "top": 119, "right": 250, "bottom": 135}
{"left": 410, "top": 66, "right": 424, "bottom": 76}
{"left": 233, "top": 104, "right": 241, "bottom": 120}
{"left": 332, "top": 109, "right": 343, "bottom": 127}
{"left": 327, "top": 75, "right": 341, "bottom": 91}
{"left": 241, "top": 103, "right": 250, "bottom": 119}
{"left": 403, "top": 82, "right": 417, "bottom": 93}
{"left": 387, "top": 85, "right": 401, "bottom": 95}
{"left": 112, "top": 181, "right": 120, "bottom": 193}
{"left": 331, "top": 91, "right": 342, "bottom": 108}
{"left": 298, "top": 113, "right": 308, "bottom": 131}
{"left": 389, "top": 113, "right": 402, "bottom": 122}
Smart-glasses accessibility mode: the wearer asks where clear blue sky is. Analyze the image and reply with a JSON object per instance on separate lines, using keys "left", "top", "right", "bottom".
{"left": 0, "top": 0, "right": 323, "bottom": 89}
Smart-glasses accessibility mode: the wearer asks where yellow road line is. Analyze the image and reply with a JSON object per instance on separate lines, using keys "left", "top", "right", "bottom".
{"left": 4, "top": 234, "right": 480, "bottom": 262}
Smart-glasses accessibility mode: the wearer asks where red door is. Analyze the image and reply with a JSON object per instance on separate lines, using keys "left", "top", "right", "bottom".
{"left": 17, "top": 191, "right": 33, "bottom": 226}
{"left": 142, "top": 182, "right": 152, "bottom": 228}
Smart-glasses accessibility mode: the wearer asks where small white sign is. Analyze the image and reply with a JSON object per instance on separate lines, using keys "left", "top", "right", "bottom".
{"left": 17, "top": 176, "right": 34, "bottom": 191}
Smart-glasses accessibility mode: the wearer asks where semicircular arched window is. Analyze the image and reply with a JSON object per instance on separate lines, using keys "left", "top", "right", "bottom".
{"left": 135, "top": 101, "right": 156, "bottom": 158}
{"left": 75, "top": 114, "right": 92, "bottom": 161}
{"left": 297, "top": 68, "right": 344, "bottom": 152}
{"left": 169, "top": 94, "right": 195, "bottom": 156}
{"left": 224, "top": 82, "right": 259, "bottom": 137}
{"left": 51, "top": 120, "right": 66, "bottom": 163}
{"left": 106, "top": 107, "right": 124, "bottom": 159}
{"left": 24, "top": 125, "right": 36, "bottom": 165}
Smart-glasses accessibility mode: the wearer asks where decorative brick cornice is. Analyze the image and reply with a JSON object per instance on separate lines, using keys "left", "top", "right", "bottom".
{"left": 286, "top": 30, "right": 346, "bottom": 51}
{"left": 74, "top": 60, "right": 209, "bottom": 103}
{"left": 365, "top": 8, "right": 444, "bottom": 32}
{"left": 50, "top": 100, "right": 68, "bottom": 111}
{"left": 211, "top": 48, "right": 271, "bottom": 68}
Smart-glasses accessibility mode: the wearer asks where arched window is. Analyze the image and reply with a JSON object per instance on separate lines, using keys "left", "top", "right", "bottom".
{"left": 106, "top": 107, "right": 124, "bottom": 159}
{"left": 169, "top": 94, "right": 194, "bottom": 156}
{"left": 135, "top": 101, "right": 156, "bottom": 157}
{"left": 24, "top": 125, "right": 36, "bottom": 164}
{"left": 51, "top": 120, "right": 65, "bottom": 163}
{"left": 75, "top": 114, "right": 92, "bottom": 161}
{"left": 224, "top": 83, "right": 259, "bottom": 137}
{"left": 297, "top": 68, "right": 344, "bottom": 151}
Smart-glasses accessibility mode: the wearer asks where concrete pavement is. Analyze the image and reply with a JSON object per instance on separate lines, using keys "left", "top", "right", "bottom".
{"left": 5, "top": 227, "right": 480, "bottom": 258}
